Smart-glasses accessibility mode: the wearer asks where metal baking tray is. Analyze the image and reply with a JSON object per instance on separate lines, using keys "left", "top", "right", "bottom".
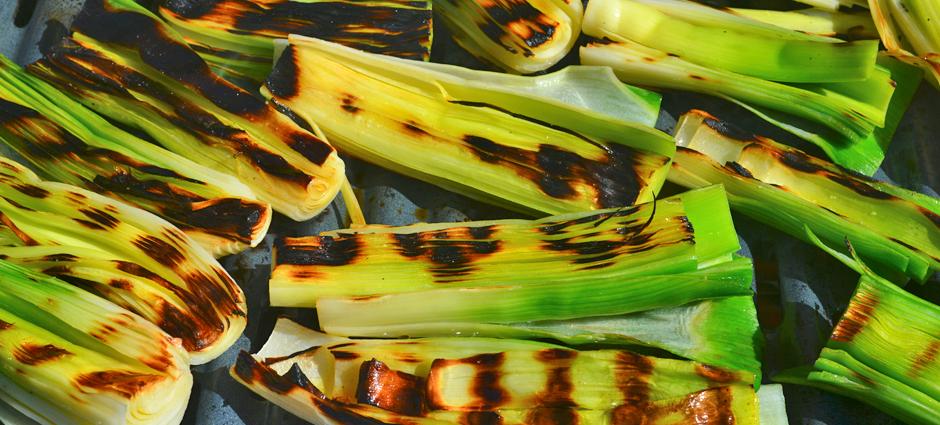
{"left": 1, "top": 1, "right": 937, "bottom": 423}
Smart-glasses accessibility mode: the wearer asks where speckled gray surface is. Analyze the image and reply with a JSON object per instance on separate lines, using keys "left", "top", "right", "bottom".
{"left": 0, "top": 1, "right": 937, "bottom": 424}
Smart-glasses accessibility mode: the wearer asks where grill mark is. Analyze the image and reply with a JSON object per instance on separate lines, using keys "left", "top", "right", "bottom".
{"left": 911, "top": 341, "right": 940, "bottom": 376}
{"left": 695, "top": 364, "right": 740, "bottom": 384}
{"left": 615, "top": 351, "right": 654, "bottom": 407}
{"left": 75, "top": 219, "right": 107, "bottom": 230}
{"left": 1, "top": 197, "right": 35, "bottom": 212}
{"left": 0, "top": 319, "right": 12, "bottom": 330}
{"left": 288, "top": 132, "right": 334, "bottom": 166}
{"left": 340, "top": 93, "right": 360, "bottom": 113}
{"left": 610, "top": 405, "right": 648, "bottom": 425}
{"left": 702, "top": 116, "right": 757, "bottom": 142}
{"left": 41, "top": 253, "right": 78, "bottom": 262}
{"left": 389, "top": 229, "right": 502, "bottom": 280}
{"left": 267, "top": 45, "right": 300, "bottom": 99}
{"left": 461, "top": 133, "right": 655, "bottom": 208}
{"left": 524, "top": 408, "right": 579, "bottom": 425}
{"left": 477, "top": 0, "right": 559, "bottom": 55}
{"left": 0, "top": 213, "right": 39, "bottom": 246}
{"left": 920, "top": 206, "right": 940, "bottom": 229}
{"left": 356, "top": 359, "right": 426, "bottom": 416}
{"left": 725, "top": 161, "right": 754, "bottom": 179}
{"left": 0, "top": 98, "right": 41, "bottom": 122}
{"left": 831, "top": 292, "right": 879, "bottom": 343}
{"left": 460, "top": 412, "right": 503, "bottom": 425}
{"left": 171, "top": 197, "right": 268, "bottom": 242}
{"left": 110, "top": 278, "right": 133, "bottom": 290}
{"left": 74, "top": 370, "right": 163, "bottom": 398}
{"left": 132, "top": 235, "right": 186, "bottom": 268}
{"left": 534, "top": 349, "right": 578, "bottom": 408}
{"left": 331, "top": 350, "right": 360, "bottom": 360}
{"left": 428, "top": 353, "right": 509, "bottom": 410}
{"left": 825, "top": 174, "right": 895, "bottom": 200}
{"left": 275, "top": 236, "right": 361, "bottom": 266}
{"left": 79, "top": 208, "right": 120, "bottom": 229}
{"left": 75, "top": 0, "right": 266, "bottom": 116}
{"left": 403, "top": 120, "right": 429, "bottom": 136}
{"left": 13, "top": 343, "right": 72, "bottom": 365}
{"left": 11, "top": 184, "right": 50, "bottom": 199}
{"left": 164, "top": 0, "right": 431, "bottom": 60}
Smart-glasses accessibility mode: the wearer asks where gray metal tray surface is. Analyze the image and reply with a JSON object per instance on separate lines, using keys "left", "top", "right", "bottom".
{"left": 1, "top": 1, "right": 938, "bottom": 424}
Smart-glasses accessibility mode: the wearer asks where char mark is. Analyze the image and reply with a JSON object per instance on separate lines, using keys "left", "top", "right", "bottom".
{"left": 132, "top": 235, "right": 186, "bottom": 268}
{"left": 14, "top": 343, "right": 72, "bottom": 365}
{"left": 703, "top": 116, "right": 757, "bottom": 142}
{"left": 356, "top": 359, "right": 426, "bottom": 416}
{"left": 276, "top": 236, "right": 361, "bottom": 266}
{"left": 831, "top": 292, "right": 879, "bottom": 343}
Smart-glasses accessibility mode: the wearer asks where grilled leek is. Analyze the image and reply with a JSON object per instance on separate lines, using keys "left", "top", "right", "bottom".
{"left": 0, "top": 260, "right": 191, "bottom": 425}
{"left": 580, "top": 0, "right": 919, "bottom": 175}
{"left": 0, "top": 54, "right": 270, "bottom": 257}
{"left": 667, "top": 110, "right": 940, "bottom": 283}
{"left": 157, "top": 0, "right": 432, "bottom": 87}
{"left": 776, "top": 266, "right": 940, "bottom": 424}
{"left": 263, "top": 35, "right": 674, "bottom": 215}
{"left": 29, "top": 0, "right": 345, "bottom": 221}
{"left": 272, "top": 185, "right": 739, "bottom": 305}
{"left": 435, "top": 0, "right": 582, "bottom": 73}
{"left": 231, "top": 318, "right": 773, "bottom": 424}
{"left": 0, "top": 156, "right": 246, "bottom": 364}
{"left": 869, "top": 0, "right": 940, "bottom": 88}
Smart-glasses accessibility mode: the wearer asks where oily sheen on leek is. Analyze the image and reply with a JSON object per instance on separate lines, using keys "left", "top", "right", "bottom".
{"left": 264, "top": 35, "right": 674, "bottom": 215}
{"left": 776, "top": 267, "right": 940, "bottom": 425}
{"left": 580, "top": 0, "right": 919, "bottom": 175}
{"left": 0, "top": 156, "right": 246, "bottom": 364}
{"left": 869, "top": 0, "right": 940, "bottom": 88}
{"left": 28, "top": 0, "right": 344, "bottom": 221}
{"left": 0, "top": 260, "right": 191, "bottom": 425}
{"left": 668, "top": 110, "right": 940, "bottom": 283}
{"left": 157, "top": 0, "right": 432, "bottom": 87}
{"left": 0, "top": 54, "right": 270, "bottom": 257}
{"left": 434, "top": 0, "right": 582, "bottom": 73}
{"left": 230, "top": 318, "right": 779, "bottom": 425}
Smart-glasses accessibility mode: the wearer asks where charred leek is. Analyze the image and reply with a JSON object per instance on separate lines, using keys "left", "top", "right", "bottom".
{"left": 0, "top": 156, "right": 246, "bottom": 364}
{"left": 0, "top": 260, "right": 191, "bottom": 425}
{"left": 157, "top": 0, "right": 432, "bottom": 87}
{"left": 869, "top": 0, "right": 940, "bottom": 88}
{"left": 434, "top": 0, "right": 582, "bottom": 73}
{"left": 0, "top": 54, "right": 270, "bottom": 257}
{"left": 264, "top": 35, "right": 674, "bottom": 215}
{"left": 580, "top": 0, "right": 919, "bottom": 175}
{"left": 230, "top": 318, "right": 775, "bottom": 424}
{"left": 29, "top": 0, "right": 345, "bottom": 221}
{"left": 776, "top": 265, "right": 940, "bottom": 424}
{"left": 272, "top": 185, "right": 739, "bottom": 304}
{"left": 667, "top": 110, "right": 940, "bottom": 283}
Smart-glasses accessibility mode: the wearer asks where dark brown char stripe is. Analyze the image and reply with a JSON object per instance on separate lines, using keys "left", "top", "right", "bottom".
{"left": 831, "top": 292, "right": 879, "bottom": 343}
{"left": 460, "top": 412, "right": 504, "bottom": 425}
{"left": 525, "top": 408, "right": 579, "bottom": 425}
{"left": 533, "top": 348, "right": 578, "bottom": 408}
{"left": 232, "top": 352, "right": 396, "bottom": 425}
{"left": 275, "top": 236, "right": 362, "bottom": 266}
{"left": 73, "top": 370, "right": 164, "bottom": 399}
{"left": 910, "top": 341, "right": 940, "bottom": 376}
{"left": 13, "top": 343, "right": 72, "bottom": 366}
{"left": 695, "top": 364, "right": 740, "bottom": 384}
{"left": 356, "top": 359, "right": 426, "bottom": 416}
{"left": 163, "top": 0, "right": 431, "bottom": 60}
{"left": 427, "top": 353, "right": 510, "bottom": 411}
{"left": 391, "top": 228, "right": 501, "bottom": 280}
{"left": 469, "top": 0, "right": 560, "bottom": 56}
{"left": 35, "top": 38, "right": 327, "bottom": 177}
{"left": 614, "top": 351, "right": 654, "bottom": 406}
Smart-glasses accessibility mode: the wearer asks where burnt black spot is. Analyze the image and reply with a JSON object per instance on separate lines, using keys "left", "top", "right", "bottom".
{"left": 920, "top": 206, "right": 940, "bottom": 229}
{"left": 285, "top": 363, "right": 316, "bottom": 392}
{"left": 0, "top": 98, "right": 41, "bottom": 123}
{"left": 477, "top": 1, "right": 558, "bottom": 55}
{"left": 525, "top": 408, "right": 579, "bottom": 425}
{"left": 464, "top": 135, "right": 515, "bottom": 164}
{"left": 461, "top": 412, "right": 504, "bottom": 425}
{"left": 403, "top": 120, "right": 429, "bottom": 136}
{"left": 356, "top": 359, "right": 425, "bottom": 416}
{"left": 110, "top": 279, "right": 133, "bottom": 290}
{"left": 615, "top": 351, "right": 654, "bottom": 405}
{"left": 270, "top": 98, "right": 314, "bottom": 132}
{"left": 0, "top": 319, "right": 12, "bottom": 330}
{"left": 468, "top": 225, "right": 497, "bottom": 240}
{"left": 703, "top": 117, "right": 756, "bottom": 142}
{"left": 11, "top": 184, "right": 50, "bottom": 199}
{"left": 162, "top": 0, "right": 219, "bottom": 19}
{"left": 695, "top": 364, "right": 740, "bottom": 384}
{"left": 777, "top": 150, "right": 828, "bottom": 174}
{"left": 534, "top": 349, "right": 577, "bottom": 408}
{"left": 1, "top": 197, "right": 36, "bottom": 212}
{"left": 238, "top": 142, "right": 313, "bottom": 186}
{"left": 689, "top": 74, "right": 707, "bottom": 81}
{"left": 267, "top": 45, "right": 300, "bottom": 99}
{"left": 287, "top": 132, "right": 334, "bottom": 166}
{"left": 14, "top": 343, "right": 72, "bottom": 365}
{"left": 168, "top": 197, "right": 267, "bottom": 243}
{"left": 79, "top": 208, "right": 120, "bottom": 229}
{"left": 391, "top": 230, "right": 501, "bottom": 279}
{"left": 132, "top": 235, "right": 186, "bottom": 268}
{"left": 393, "top": 233, "right": 423, "bottom": 258}
{"left": 340, "top": 94, "right": 360, "bottom": 113}
{"left": 725, "top": 161, "right": 754, "bottom": 178}
{"left": 331, "top": 350, "right": 360, "bottom": 360}
{"left": 276, "top": 236, "right": 361, "bottom": 266}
